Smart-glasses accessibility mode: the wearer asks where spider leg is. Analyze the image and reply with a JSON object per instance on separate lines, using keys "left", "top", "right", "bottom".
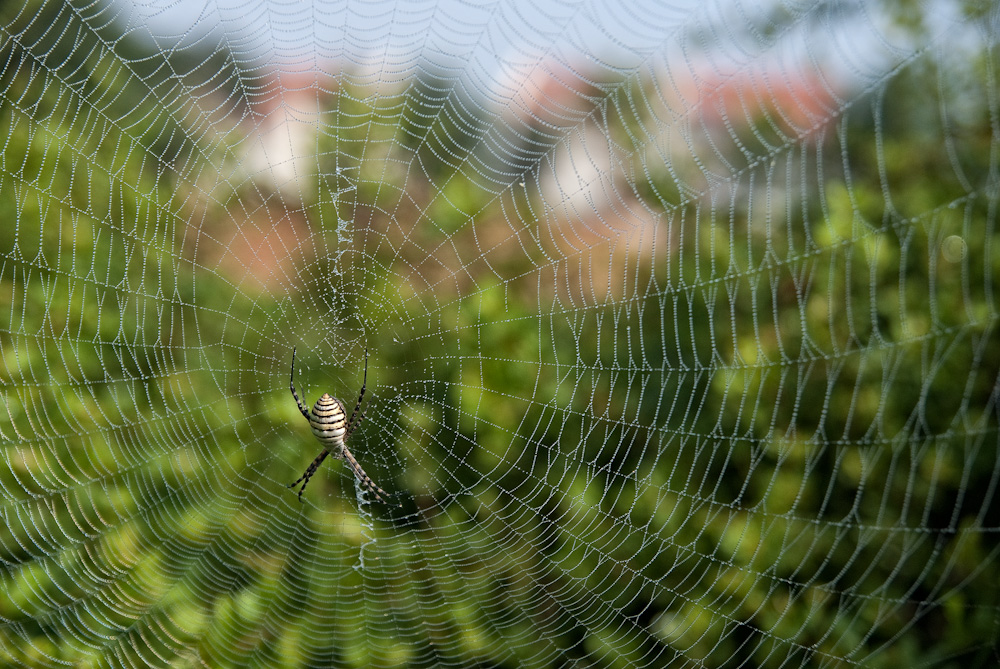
{"left": 341, "top": 443, "right": 389, "bottom": 503}
{"left": 345, "top": 347, "right": 368, "bottom": 436}
{"left": 290, "top": 347, "right": 311, "bottom": 420}
{"left": 346, "top": 408, "right": 366, "bottom": 439}
{"left": 289, "top": 449, "right": 330, "bottom": 501}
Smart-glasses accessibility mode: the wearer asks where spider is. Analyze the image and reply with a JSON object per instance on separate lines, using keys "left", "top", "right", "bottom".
{"left": 288, "top": 347, "right": 390, "bottom": 503}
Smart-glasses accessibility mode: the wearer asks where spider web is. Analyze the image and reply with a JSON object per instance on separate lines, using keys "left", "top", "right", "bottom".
{"left": 2, "top": 0, "right": 999, "bottom": 666}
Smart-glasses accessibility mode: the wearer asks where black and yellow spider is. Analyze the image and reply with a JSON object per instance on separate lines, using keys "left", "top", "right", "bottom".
{"left": 288, "top": 347, "right": 390, "bottom": 503}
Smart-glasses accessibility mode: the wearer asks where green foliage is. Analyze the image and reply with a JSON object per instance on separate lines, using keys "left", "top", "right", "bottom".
{"left": 1, "top": 1, "right": 998, "bottom": 667}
